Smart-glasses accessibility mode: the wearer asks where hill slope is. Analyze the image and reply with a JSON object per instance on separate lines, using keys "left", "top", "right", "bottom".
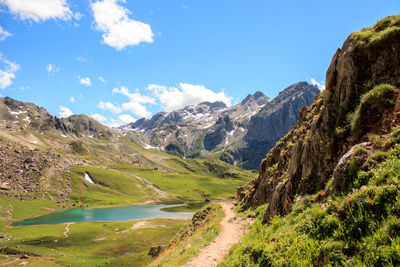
{"left": 221, "top": 15, "right": 400, "bottom": 266}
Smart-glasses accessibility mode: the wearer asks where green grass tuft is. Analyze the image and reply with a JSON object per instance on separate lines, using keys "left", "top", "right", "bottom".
{"left": 351, "top": 84, "right": 396, "bottom": 134}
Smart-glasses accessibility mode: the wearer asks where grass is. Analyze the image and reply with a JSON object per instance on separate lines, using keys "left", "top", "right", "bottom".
{"left": 109, "top": 163, "right": 253, "bottom": 203}
{"left": 160, "top": 202, "right": 207, "bottom": 212}
{"left": 352, "top": 15, "right": 400, "bottom": 47}
{"left": 351, "top": 84, "right": 396, "bottom": 134}
{"left": 69, "top": 165, "right": 154, "bottom": 207}
{"left": 220, "top": 128, "right": 400, "bottom": 266}
{"left": 0, "top": 197, "right": 59, "bottom": 220}
{"left": 0, "top": 218, "right": 187, "bottom": 267}
{"left": 151, "top": 204, "right": 224, "bottom": 266}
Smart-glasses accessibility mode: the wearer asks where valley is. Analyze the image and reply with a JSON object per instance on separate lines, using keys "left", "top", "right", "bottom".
{"left": 0, "top": 1, "right": 399, "bottom": 266}
{"left": 0, "top": 93, "right": 259, "bottom": 266}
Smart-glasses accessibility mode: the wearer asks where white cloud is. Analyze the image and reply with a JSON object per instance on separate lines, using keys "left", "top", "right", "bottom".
{"left": 0, "top": 0, "right": 76, "bottom": 22}
{"left": 112, "top": 86, "right": 155, "bottom": 118}
{"left": 0, "top": 54, "right": 19, "bottom": 89}
{"left": 98, "top": 100, "right": 122, "bottom": 113}
{"left": 148, "top": 83, "right": 232, "bottom": 112}
{"left": 91, "top": 113, "right": 107, "bottom": 123}
{"left": 78, "top": 76, "right": 91, "bottom": 86}
{"left": 69, "top": 96, "right": 75, "bottom": 103}
{"left": 310, "top": 78, "right": 325, "bottom": 91}
{"left": 107, "top": 118, "right": 124, "bottom": 127}
{"left": 76, "top": 56, "right": 87, "bottom": 63}
{"left": 58, "top": 106, "right": 73, "bottom": 118}
{"left": 118, "top": 114, "right": 136, "bottom": 124}
{"left": 90, "top": 0, "right": 154, "bottom": 50}
{"left": 98, "top": 76, "right": 106, "bottom": 83}
{"left": 46, "top": 63, "right": 59, "bottom": 74}
{"left": 0, "top": 26, "right": 11, "bottom": 41}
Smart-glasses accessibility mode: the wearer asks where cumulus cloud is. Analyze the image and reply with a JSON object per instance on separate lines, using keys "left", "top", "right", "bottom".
{"left": 46, "top": 63, "right": 59, "bottom": 74}
{"left": 98, "top": 100, "right": 122, "bottom": 113}
{"left": 148, "top": 83, "right": 232, "bottom": 112}
{"left": 98, "top": 76, "right": 106, "bottom": 83}
{"left": 0, "top": 54, "right": 19, "bottom": 89}
{"left": 112, "top": 86, "right": 155, "bottom": 118}
{"left": 310, "top": 78, "right": 325, "bottom": 91}
{"left": 106, "top": 118, "right": 124, "bottom": 127}
{"left": 90, "top": 0, "right": 154, "bottom": 50}
{"left": 69, "top": 96, "right": 75, "bottom": 103}
{"left": 0, "top": 26, "right": 11, "bottom": 41}
{"left": 0, "top": 0, "right": 77, "bottom": 22}
{"left": 58, "top": 106, "right": 73, "bottom": 118}
{"left": 91, "top": 113, "right": 107, "bottom": 123}
{"left": 118, "top": 114, "right": 136, "bottom": 124}
{"left": 78, "top": 76, "right": 91, "bottom": 86}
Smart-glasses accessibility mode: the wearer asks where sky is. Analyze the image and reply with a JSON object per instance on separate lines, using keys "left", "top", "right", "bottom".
{"left": 0, "top": 0, "right": 399, "bottom": 126}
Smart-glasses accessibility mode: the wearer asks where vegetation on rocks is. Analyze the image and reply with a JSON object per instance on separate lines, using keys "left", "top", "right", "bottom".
{"left": 223, "top": 129, "right": 400, "bottom": 266}
{"left": 227, "top": 15, "right": 400, "bottom": 266}
{"left": 353, "top": 15, "right": 400, "bottom": 47}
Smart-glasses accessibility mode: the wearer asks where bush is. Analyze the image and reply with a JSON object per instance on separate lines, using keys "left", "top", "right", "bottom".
{"left": 352, "top": 84, "right": 396, "bottom": 134}
{"left": 69, "top": 140, "right": 89, "bottom": 155}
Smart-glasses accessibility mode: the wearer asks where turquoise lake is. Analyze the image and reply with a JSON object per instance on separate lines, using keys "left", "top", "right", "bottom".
{"left": 12, "top": 205, "right": 194, "bottom": 226}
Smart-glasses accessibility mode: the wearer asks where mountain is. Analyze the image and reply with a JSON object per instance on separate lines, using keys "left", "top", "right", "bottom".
{"left": 120, "top": 82, "right": 319, "bottom": 169}
{"left": 222, "top": 15, "right": 400, "bottom": 266}
{"left": 224, "top": 82, "right": 319, "bottom": 169}
{"left": 119, "top": 91, "right": 270, "bottom": 157}
{"left": 0, "top": 97, "right": 113, "bottom": 140}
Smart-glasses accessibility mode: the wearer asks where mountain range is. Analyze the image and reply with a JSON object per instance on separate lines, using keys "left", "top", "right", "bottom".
{"left": 119, "top": 81, "right": 319, "bottom": 169}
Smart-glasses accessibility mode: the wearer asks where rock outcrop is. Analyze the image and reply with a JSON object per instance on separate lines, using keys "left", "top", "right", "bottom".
{"left": 231, "top": 82, "right": 319, "bottom": 169}
{"left": 238, "top": 15, "right": 400, "bottom": 221}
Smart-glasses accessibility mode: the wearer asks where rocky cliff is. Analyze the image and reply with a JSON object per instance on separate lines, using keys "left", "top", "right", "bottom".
{"left": 238, "top": 15, "right": 400, "bottom": 221}
{"left": 229, "top": 82, "right": 319, "bottom": 169}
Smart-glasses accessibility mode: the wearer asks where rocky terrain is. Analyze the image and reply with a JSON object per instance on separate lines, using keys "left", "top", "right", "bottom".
{"left": 120, "top": 82, "right": 319, "bottom": 169}
{"left": 0, "top": 97, "right": 114, "bottom": 140}
{"left": 238, "top": 15, "right": 400, "bottom": 222}
{"left": 228, "top": 82, "right": 319, "bottom": 169}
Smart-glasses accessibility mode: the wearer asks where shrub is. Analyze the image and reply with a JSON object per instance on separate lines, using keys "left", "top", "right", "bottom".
{"left": 352, "top": 84, "right": 396, "bottom": 134}
{"left": 69, "top": 140, "right": 89, "bottom": 155}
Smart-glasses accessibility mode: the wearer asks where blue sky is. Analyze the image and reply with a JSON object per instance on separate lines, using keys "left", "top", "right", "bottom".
{"left": 0, "top": 0, "right": 399, "bottom": 126}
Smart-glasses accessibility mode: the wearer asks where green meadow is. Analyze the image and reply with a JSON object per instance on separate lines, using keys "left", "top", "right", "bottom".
{"left": 0, "top": 150, "right": 254, "bottom": 266}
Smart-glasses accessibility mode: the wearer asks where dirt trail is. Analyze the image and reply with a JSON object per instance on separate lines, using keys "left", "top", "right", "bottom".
{"left": 182, "top": 203, "right": 251, "bottom": 267}
{"left": 63, "top": 223, "right": 73, "bottom": 238}
{"left": 134, "top": 175, "right": 172, "bottom": 203}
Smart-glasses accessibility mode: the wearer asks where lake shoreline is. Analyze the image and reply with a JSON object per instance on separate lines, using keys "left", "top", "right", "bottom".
{"left": 12, "top": 204, "right": 194, "bottom": 227}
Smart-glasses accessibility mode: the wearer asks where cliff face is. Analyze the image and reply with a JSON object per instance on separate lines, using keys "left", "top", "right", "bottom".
{"left": 235, "top": 82, "right": 319, "bottom": 169}
{"left": 238, "top": 16, "right": 400, "bottom": 221}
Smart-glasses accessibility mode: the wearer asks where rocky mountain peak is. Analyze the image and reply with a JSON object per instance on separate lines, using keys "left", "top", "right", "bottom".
{"left": 198, "top": 101, "right": 227, "bottom": 110}
{"left": 241, "top": 91, "right": 270, "bottom": 106}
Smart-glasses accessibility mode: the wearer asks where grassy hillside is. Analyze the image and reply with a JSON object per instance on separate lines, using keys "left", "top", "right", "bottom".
{"left": 220, "top": 16, "right": 400, "bottom": 266}
{"left": 222, "top": 127, "right": 400, "bottom": 265}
